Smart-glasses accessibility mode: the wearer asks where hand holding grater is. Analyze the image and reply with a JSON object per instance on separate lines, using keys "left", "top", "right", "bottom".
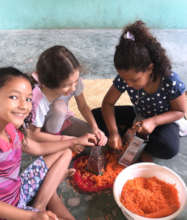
{"left": 119, "top": 122, "right": 149, "bottom": 167}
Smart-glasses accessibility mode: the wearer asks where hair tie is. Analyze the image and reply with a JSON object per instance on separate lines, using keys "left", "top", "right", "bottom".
{"left": 123, "top": 31, "right": 135, "bottom": 41}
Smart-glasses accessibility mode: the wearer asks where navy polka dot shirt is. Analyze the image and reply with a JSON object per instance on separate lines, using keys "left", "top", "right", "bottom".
{"left": 113, "top": 72, "right": 186, "bottom": 118}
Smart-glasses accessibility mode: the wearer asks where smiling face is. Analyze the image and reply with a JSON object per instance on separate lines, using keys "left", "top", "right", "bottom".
{"left": 0, "top": 76, "right": 32, "bottom": 128}
{"left": 118, "top": 66, "right": 153, "bottom": 90}
{"left": 52, "top": 69, "right": 80, "bottom": 97}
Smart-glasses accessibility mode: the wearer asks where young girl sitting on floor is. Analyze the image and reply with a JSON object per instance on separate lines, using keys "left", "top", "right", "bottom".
{"left": 31, "top": 45, "right": 107, "bottom": 148}
{"left": 92, "top": 20, "right": 186, "bottom": 160}
{"left": 0, "top": 67, "right": 97, "bottom": 220}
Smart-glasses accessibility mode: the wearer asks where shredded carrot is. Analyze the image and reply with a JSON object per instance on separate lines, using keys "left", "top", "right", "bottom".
{"left": 120, "top": 176, "right": 180, "bottom": 218}
{"left": 72, "top": 152, "right": 77, "bottom": 158}
{"left": 72, "top": 153, "right": 124, "bottom": 192}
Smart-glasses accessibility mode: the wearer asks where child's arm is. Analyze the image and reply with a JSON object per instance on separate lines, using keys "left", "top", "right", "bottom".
{"left": 23, "top": 133, "right": 97, "bottom": 156}
{"left": 102, "top": 85, "right": 123, "bottom": 150}
{"left": 75, "top": 93, "right": 98, "bottom": 129}
{"left": 75, "top": 93, "right": 107, "bottom": 146}
{"left": 29, "top": 125, "right": 62, "bottom": 142}
{"left": 138, "top": 93, "right": 187, "bottom": 134}
{"left": 0, "top": 201, "right": 57, "bottom": 220}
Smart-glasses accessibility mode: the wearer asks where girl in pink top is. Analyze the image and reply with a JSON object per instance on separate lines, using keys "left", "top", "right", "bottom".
{"left": 0, "top": 67, "right": 97, "bottom": 220}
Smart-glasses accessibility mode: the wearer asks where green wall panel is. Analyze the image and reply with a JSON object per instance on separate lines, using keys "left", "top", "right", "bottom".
{"left": 0, "top": 0, "right": 187, "bottom": 29}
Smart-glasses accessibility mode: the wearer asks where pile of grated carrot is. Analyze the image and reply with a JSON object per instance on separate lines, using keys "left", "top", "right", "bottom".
{"left": 72, "top": 153, "right": 124, "bottom": 192}
{"left": 120, "top": 176, "right": 180, "bottom": 218}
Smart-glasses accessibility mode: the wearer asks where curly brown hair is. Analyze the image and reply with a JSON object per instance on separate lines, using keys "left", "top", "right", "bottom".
{"left": 114, "top": 20, "right": 171, "bottom": 81}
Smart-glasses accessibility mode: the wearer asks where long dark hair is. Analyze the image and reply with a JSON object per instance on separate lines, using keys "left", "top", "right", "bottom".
{"left": 114, "top": 20, "right": 171, "bottom": 81}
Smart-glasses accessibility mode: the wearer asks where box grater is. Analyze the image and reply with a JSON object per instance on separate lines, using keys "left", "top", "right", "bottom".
{"left": 119, "top": 133, "right": 149, "bottom": 167}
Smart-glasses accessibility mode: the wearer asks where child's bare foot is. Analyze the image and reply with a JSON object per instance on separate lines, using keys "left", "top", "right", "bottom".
{"left": 140, "top": 152, "right": 153, "bottom": 162}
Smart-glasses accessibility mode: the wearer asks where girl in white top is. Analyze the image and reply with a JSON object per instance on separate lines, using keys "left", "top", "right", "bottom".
{"left": 31, "top": 45, "right": 107, "bottom": 147}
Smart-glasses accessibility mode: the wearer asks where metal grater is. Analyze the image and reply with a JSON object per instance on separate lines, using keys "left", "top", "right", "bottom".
{"left": 119, "top": 134, "right": 148, "bottom": 167}
{"left": 86, "top": 146, "right": 106, "bottom": 175}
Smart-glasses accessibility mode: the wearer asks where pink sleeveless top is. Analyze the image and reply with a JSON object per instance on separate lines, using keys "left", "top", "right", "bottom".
{"left": 0, "top": 123, "right": 23, "bottom": 208}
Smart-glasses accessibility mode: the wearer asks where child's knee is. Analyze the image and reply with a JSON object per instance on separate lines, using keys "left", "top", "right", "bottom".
{"left": 160, "top": 138, "right": 179, "bottom": 159}
{"left": 54, "top": 149, "right": 73, "bottom": 163}
{"left": 62, "top": 148, "right": 73, "bottom": 160}
{"left": 164, "top": 145, "right": 179, "bottom": 159}
{"left": 151, "top": 143, "right": 179, "bottom": 159}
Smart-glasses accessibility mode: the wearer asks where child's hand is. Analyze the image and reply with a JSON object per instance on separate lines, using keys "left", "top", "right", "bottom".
{"left": 108, "top": 132, "right": 123, "bottom": 150}
{"left": 136, "top": 118, "right": 157, "bottom": 134}
{"left": 71, "top": 145, "right": 85, "bottom": 153}
{"left": 77, "top": 133, "right": 97, "bottom": 146}
{"left": 62, "top": 135, "right": 85, "bottom": 154}
{"left": 31, "top": 210, "right": 58, "bottom": 220}
{"left": 92, "top": 127, "right": 108, "bottom": 146}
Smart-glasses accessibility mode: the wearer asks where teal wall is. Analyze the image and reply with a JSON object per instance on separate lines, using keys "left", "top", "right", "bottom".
{"left": 1, "top": 0, "right": 187, "bottom": 29}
